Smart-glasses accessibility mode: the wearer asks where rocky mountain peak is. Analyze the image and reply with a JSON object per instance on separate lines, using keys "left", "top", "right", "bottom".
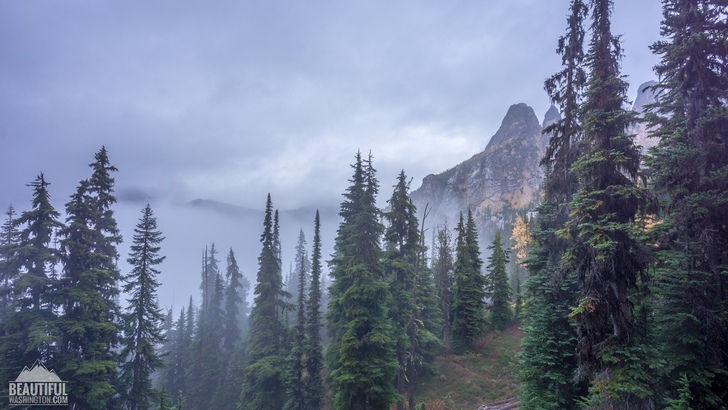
{"left": 543, "top": 104, "right": 561, "bottom": 128}
{"left": 633, "top": 80, "right": 658, "bottom": 115}
{"left": 486, "top": 103, "right": 542, "bottom": 151}
{"left": 412, "top": 103, "right": 546, "bottom": 238}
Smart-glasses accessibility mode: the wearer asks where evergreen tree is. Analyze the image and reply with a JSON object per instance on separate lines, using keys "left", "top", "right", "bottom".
{"left": 240, "top": 194, "right": 290, "bottom": 410}
{"left": 518, "top": 1, "right": 587, "bottom": 408}
{"left": 486, "top": 231, "right": 511, "bottom": 331}
{"left": 304, "top": 210, "right": 325, "bottom": 410}
{"left": 160, "top": 306, "right": 189, "bottom": 403}
{"left": 646, "top": 1, "right": 728, "bottom": 406}
{"left": 119, "top": 204, "right": 167, "bottom": 410}
{"left": 57, "top": 147, "right": 123, "bottom": 409}
{"left": 566, "top": 1, "right": 652, "bottom": 406}
{"left": 432, "top": 225, "right": 454, "bottom": 349}
{"left": 287, "top": 230, "right": 310, "bottom": 315}
{"left": 223, "top": 248, "right": 244, "bottom": 353}
{"left": 284, "top": 234, "right": 307, "bottom": 410}
{"left": 187, "top": 270, "right": 224, "bottom": 410}
{"left": 450, "top": 210, "right": 486, "bottom": 353}
{"left": 383, "top": 170, "right": 419, "bottom": 410}
{"left": 326, "top": 152, "right": 399, "bottom": 410}
{"left": 0, "top": 175, "right": 63, "bottom": 400}
{"left": 0, "top": 205, "right": 21, "bottom": 311}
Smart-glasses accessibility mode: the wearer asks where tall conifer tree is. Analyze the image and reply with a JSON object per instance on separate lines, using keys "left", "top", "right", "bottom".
{"left": 57, "top": 147, "right": 123, "bottom": 409}
{"left": 450, "top": 210, "right": 486, "bottom": 353}
{"left": 119, "top": 204, "right": 167, "bottom": 410}
{"left": 240, "top": 194, "right": 290, "bottom": 410}
{"left": 0, "top": 175, "right": 63, "bottom": 399}
{"left": 284, "top": 236, "right": 307, "bottom": 410}
{"left": 566, "top": 1, "right": 652, "bottom": 406}
{"left": 486, "top": 231, "right": 511, "bottom": 331}
{"left": 383, "top": 170, "right": 419, "bottom": 410}
{"left": 304, "top": 210, "right": 325, "bottom": 410}
{"left": 518, "top": 1, "right": 587, "bottom": 408}
{"left": 326, "top": 152, "right": 399, "bottom": 410}
{"left": 646, "top": 1, "right": 728, "bottom": 406}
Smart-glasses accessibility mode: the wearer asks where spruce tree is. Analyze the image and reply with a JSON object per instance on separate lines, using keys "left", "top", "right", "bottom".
{"left": 0, "top": 175, "right": 63, "bottom": 400}
{"left": 518, "top": 1, "right": 587, "bottom": 408}
{"left": 240, "top": 194, "right": 290, "bottom": 410}
{"left": 0, "top": 205, "right": 21, "bottom": 311}
{"left": 284, "top": 235, "right": 307, "bottom": 410}
{"left": 646, "top": 1, "right": 728, "bottom": 406}
{"left": 304, "top": 210, "right": 325, "bottom": 410}
{"left": 383, "top": 170, "right": 419, "bottom": 410}
{"left": 119, "top": 204, "right": 167, "bottom": 410}
{"left": 450, "top": 210, "right": 486, "bottom": 353}
{"left": 566, "top": 0, "right": 652, "bottom": 406}
{"left": 160, "top": 306, "right": 188, "bottom": 403}
{"left": 486, "top": 230, "right": 511, "bottom": 331}
{"left": 187, "top": 269, "right": 224, "bottom": 410}
{"left": 326, "top": 151, "right": 399, "bottom": 410}
{"left": 57, "top": 147, "right": 123, "bottom": 409}
{"left": 223, "top": 248, "right": 244, "bottom": 353}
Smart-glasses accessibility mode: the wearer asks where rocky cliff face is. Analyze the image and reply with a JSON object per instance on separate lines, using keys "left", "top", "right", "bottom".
{"left": 411, "top": 103, "right": 554, "bottom": 231}
{"left": 411, "top": 82, "right": 656, "bottom": 241}
{"left": 630, "top": 80, "right": 658, "bottom": 152}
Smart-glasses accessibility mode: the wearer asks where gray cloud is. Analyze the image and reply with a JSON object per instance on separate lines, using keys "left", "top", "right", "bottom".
{"left": 1, "top": 0, "right": 661, "bottom": 212}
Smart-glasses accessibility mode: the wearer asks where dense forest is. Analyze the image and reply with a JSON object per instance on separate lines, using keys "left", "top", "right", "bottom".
{"left": 1, "top": 0, "right": 727, "bottom": 409}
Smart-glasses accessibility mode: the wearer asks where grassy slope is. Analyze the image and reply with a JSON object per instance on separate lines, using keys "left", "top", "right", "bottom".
{"left": 413, "top": 324, "right": 524, "bottom": 410}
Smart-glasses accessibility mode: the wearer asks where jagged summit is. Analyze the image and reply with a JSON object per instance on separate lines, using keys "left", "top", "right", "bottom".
{"left": 633, "top": 80, "right": 658, "bottom": 115}
{"left": 543, "top": 105, "right": 560, "bottom": 128}
{"left": 412, "top": 103, "right": 547, "bottom": 237}
{"left": 486, "top": 103, "right": 542, "bottom": 151}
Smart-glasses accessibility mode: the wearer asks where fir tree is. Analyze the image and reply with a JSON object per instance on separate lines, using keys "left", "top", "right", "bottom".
{"left": 240, "top": 194, "right": 290, "bottom": 410}
{"left": 57, "top": 147, "right": 123, "bottom": 409}
{"left": 187, "top": 270, "right": 224, "bottom": 410}
{"left": 383, "top": 170, "right": 419, "bottom": 410}
{"left": 646, "top": 1, "right": 728, "bottom": 406}
{"left": 223, "top": 248, "right": 244, "bottom": 353}
{"left": 326, "top": 151, "right": 399, "bottom": 410}
{"left": 119, "top": 204, "right": 167, "bottom": 410}
{"left": 304, "top": 210, "right": 325, "bottom": 410}
{"left": 518, "top": 1, "right": 587, "bottom": 408}
{"left": 284, "top": 234, "right": 307, "bottom": 410}
{"left": 450, "top": 210, "right": 486, "bottom": 353}
{"left": 486, "top": 230, "right": 511, "bottom": 331}
{"left": 0, "top": 175, "right": 63, "bottom": 400}
{"left": 566, "top": 1, "right": 652, "bottom": 406}
{"left": 160, "top": 306, "right": 189, "bottom": 403}
{"left": 0, "top": 205, "right": 21, "bottom": 311}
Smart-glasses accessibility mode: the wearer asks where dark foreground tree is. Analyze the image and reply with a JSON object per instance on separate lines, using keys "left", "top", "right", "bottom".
{"left": 57, "top": 147, "right": 123, "bottom": 409}
{"left": 566, "top": 1, "right": 652, "bottom": 407}
{"left": 518, "top": 1, "right": 588, "bottom": 408}
{"left": 383, "top": 170, "right": 419, "bottom": 410}
{"left": 119, "top": 204, "right": 167, "bottom": 410}
{"left": 646, "top": 1, "right": 728, "bottom": 407}
{"left": 326, "top": 152, "right": 399, "bottom": 410}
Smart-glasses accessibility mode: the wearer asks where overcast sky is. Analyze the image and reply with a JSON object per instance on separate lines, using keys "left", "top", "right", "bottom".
{"left": 1, "top": 0, "right": 662, "bottom": 213}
